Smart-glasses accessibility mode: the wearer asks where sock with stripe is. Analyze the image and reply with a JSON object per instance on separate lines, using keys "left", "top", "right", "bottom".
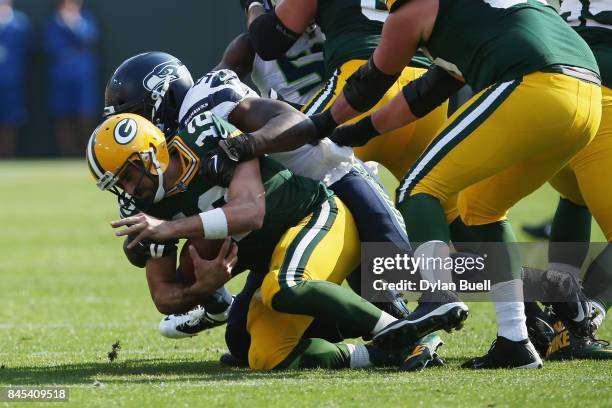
{"left": 271, "top": 280, "right": 395, "bottom": 337}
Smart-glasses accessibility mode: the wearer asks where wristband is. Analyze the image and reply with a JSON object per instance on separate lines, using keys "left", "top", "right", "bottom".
{"left": 248, "top": 1, "right": 263, "bottom": 11}
{"left": 199, "top": 208, "right": 229, "bottom": 239}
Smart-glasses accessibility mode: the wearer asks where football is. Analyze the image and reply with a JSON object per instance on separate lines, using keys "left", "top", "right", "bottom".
{"left": 177, "top": 237, "right": 224, "bottom": 285}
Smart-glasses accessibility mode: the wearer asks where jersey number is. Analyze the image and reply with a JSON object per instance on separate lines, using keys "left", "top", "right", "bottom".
{"left": 361, "top": 0, "right": 388, "bottom": 23}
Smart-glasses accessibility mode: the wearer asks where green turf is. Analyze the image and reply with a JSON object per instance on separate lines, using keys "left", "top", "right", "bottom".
{"left": 0, "top": 160, "right": 610, "bottom": 408}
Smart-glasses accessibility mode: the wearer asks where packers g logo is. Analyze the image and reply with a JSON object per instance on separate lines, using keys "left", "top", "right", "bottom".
{"left": 114, "top": 118, "right": 138, "bottom": 145}
{"left": 143, "top": 59, "right": 186, "bottom": 92}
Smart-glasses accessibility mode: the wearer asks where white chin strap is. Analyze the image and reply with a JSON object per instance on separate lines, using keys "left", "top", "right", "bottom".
{"left": 148, "top": 148, "right": 166, "bottom": 204}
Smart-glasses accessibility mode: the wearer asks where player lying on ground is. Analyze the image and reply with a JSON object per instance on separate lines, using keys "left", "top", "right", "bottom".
{"left": 103, "top": 52, "right": 472, "bottom": 342}
{"left": 87, "top": 111, "right": 464, "bottom": 370}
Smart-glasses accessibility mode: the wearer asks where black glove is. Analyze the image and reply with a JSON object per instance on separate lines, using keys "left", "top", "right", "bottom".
{"left": 240, "top": 0, "right": 263, "bottom": 12}
{"left": 218, "top": 133, "right": 257, "bottom": 163}
{"left": 123, "top": 236, "right": 178, "bottom": 268}
{"left": 309, "top": 110, "right": 339, "bottom": 141}
{"left": 329, "top": 116, "right": 380, "bottom": 147}
{"left": 199, "top": 147, "right": 239, "bottom": 187}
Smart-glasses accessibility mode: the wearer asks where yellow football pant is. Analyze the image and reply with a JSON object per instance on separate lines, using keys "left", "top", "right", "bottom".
{"left": 247, "top": 196, "right": 360, "bottom": 370}
{"left": 549, "top": 85, "right": 612, "bottom": 241}
{"left": 396, "top": 72, "right": 602, "bottom": 226}
{"left": 302, "top": 59, "right": 448, "bottom": 180}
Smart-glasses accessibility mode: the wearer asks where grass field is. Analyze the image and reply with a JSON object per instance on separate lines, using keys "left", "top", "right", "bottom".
{"left": 0, "top": 160, "right": 610, "bottom": 407}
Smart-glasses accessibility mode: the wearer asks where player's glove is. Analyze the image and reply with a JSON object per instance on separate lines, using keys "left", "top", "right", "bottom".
{"left": 329, "top": 116, "right": 380, "bottom": 147}
{"left": 123, "top": 236, "right": 178, "bottom": 268}
{"left": 218, "top": 133, "right": 256, "bottom": 163}
{"left": 240, "top": 0, "right": 263, "bottom": 12}
{"left": 309, "top": 110, "right": 339, "bottom": 141}
{"left": 199, "top": 148, "right": 239, "bottom": 187}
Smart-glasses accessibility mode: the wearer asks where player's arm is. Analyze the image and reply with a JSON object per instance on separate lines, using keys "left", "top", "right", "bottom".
{"left": 224, "top": 97, "right": 320, "bottom": 158}
{"left": 247, "top": 0, "right": 317, "bottom": 60}
{"left": 330, "top": 65, "right": 465, "bottom": 147}
{"left": 327, "top": 0, "right": 436, "bottom": 126}
{"left": 113, "top": 161, "right": 265, "bottom": 245}
{"left": 214, "top": 33, "right": 256, "bottom": 80}
{"left": 145, "top": 240, "right": 235, "bottom": 314}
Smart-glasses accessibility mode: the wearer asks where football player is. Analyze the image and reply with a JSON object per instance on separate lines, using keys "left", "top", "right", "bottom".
{"left": 103, "top": 52, "right": 440, "bottom": 341}
{"left": 230, "top": 0, "right": 602, "bottom": 368}
{"left": 523, "top": 0, "right": 612, "bottom": 360}
{"left": 242, "top": 0, "right": 450, "bottom": 181}
{"left": 86, "top": 112, "right": 454, "bottom": 370}
{"left": 218, "top": 0, "right": 326, "bottom": 108}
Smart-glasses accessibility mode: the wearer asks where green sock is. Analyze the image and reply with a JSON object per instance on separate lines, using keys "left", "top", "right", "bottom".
{"left": 276, "top": 338, "right": 351, "bottom": 369}
{"left": 549, "top": 197, "right": 591, "bottom": 270}
{"left": 583, "top": 244, "right": 612, "bottom": 312}
{"left": 462, "top": 220, "right": 522, "bottom": 283}
{"left": 271, "top": 280, "right": 389, "bottom": 336}
{"left": 397, "top": 193, "right": 450, "bottom": 243}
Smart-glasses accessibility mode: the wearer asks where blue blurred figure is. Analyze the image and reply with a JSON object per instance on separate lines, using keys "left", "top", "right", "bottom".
{"left": 0, "top": 0, "right": 31, "bottom": 158}
{"left": 44, "top": 0, "right": 98, "bottom": 157}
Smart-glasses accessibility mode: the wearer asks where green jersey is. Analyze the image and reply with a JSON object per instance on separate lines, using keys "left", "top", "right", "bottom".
{"left": 130, "top": 111, "right": 332, "bottom": 271}
{"left": 560, "top": 0, "right": 612, "bottom": 87}
{"left": 409, "top": 0, "right": 600, "bottom": 92}
{"left": 315, "top": 0, "right": 430, "bottom": 77}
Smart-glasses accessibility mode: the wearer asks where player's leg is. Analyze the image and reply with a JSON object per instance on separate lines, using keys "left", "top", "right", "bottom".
{"left": 553, "top": 85, "right": 612, "bottom": 334}
{"left": 329, "top": 161, "right": 411, "bottom": 318}
{"left": 396, "top": 72, "right": 601, "bottom": 368}
{"left": 247, "top": 293, "right": 444, "bottom": 370}
{"left": 261, "top": 196, "right": 462, "bottom": 351}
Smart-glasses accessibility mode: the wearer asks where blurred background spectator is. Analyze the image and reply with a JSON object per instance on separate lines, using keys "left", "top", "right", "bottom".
{"left": 43, "top": 0, "right": 98, "bottom": 157}
{"left": 0, "top": 0, "right": 31, "bottom": 158}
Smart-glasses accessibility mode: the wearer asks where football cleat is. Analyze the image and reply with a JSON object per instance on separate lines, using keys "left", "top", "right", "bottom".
{"left": 399, "top": 333, "right": 445, "bottom": 372}
{"left": 373, "top": 290, "right": 468, "bottom": 350}
{"left": 462, "top": 336, "right": 543, "bottom": 369}
{"left": 525, "top": 302, "right": 556, "bottom": 357}
{"left": 521, "top": 221, "right": 552, "bottom": 239}
{"left": 543, "top": 270, "right": 593, "bottom": 338}
{"left": 159, "top": 305, "right": 227, "bottom": 339}
{"left": 591, "top": 301, "right": 606, "bottom": 335}
{"left": 545, "top": 320, "right": 612, "bottom": 360}
{"left": 219, "top": 352, "right": 249, "bottom": 368}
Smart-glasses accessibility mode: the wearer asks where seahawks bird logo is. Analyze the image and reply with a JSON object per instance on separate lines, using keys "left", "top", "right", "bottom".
{"left": 114, "top": 118, "right": 138, "bottom": 144}
{"left": 143, "top": 59, "right": 186, "bottom": 92}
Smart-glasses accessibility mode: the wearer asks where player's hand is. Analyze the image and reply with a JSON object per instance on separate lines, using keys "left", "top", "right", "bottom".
{"left": 111, "top": 213, "right": 175, "bottom": 249}
{"left": 329, "top": 116, "right": 381, "bottom": 147}
{"left": 199, "top": 148, "right": 238, "bottom": 187}
{"left": 188, "top": 238, "right": 237, "bottom": 294}
{"left": 218, "top": 133, "right": 256, "bottom": 163}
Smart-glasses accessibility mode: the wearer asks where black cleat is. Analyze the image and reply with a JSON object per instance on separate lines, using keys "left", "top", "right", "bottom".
{"left": 525, "top": 302, "right": 556, "bottom": 357}
{"left": 542, "top": 270, "right": 592, "bottom": 338}
{"left": 462, "top": 336, "right": 543, "bottom": 369}
{"left": 373, "top": 291, "right": 468, "bottom": 350}
{"left": 219, "top": 352, "right": 249, "bottom": 367}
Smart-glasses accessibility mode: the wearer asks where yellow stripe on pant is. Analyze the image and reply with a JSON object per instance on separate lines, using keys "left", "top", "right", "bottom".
{"left": 247, "top": 197, "right": 360, "bottom": 370}
{"left": 549, "top": 85, "right": 612, "bottom": 241}
{"left": 396, "top": 71, "right": 602, "bottom": 226}
{"left": 302, "top": 59, "right": 448, "bottom": 180}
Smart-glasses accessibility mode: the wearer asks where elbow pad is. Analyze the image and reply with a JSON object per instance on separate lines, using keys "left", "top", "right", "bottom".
{"left": 401, "top": 65, "right": 464, "bottom": 118}
{"left": 248, "top": 12, "right": 300, "bottom": 61}
{"left": 123, "top": 236, "right": 178, "bottom": 268}
{"left": 343, "top": 57, "right": 400, "bottom": 113}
